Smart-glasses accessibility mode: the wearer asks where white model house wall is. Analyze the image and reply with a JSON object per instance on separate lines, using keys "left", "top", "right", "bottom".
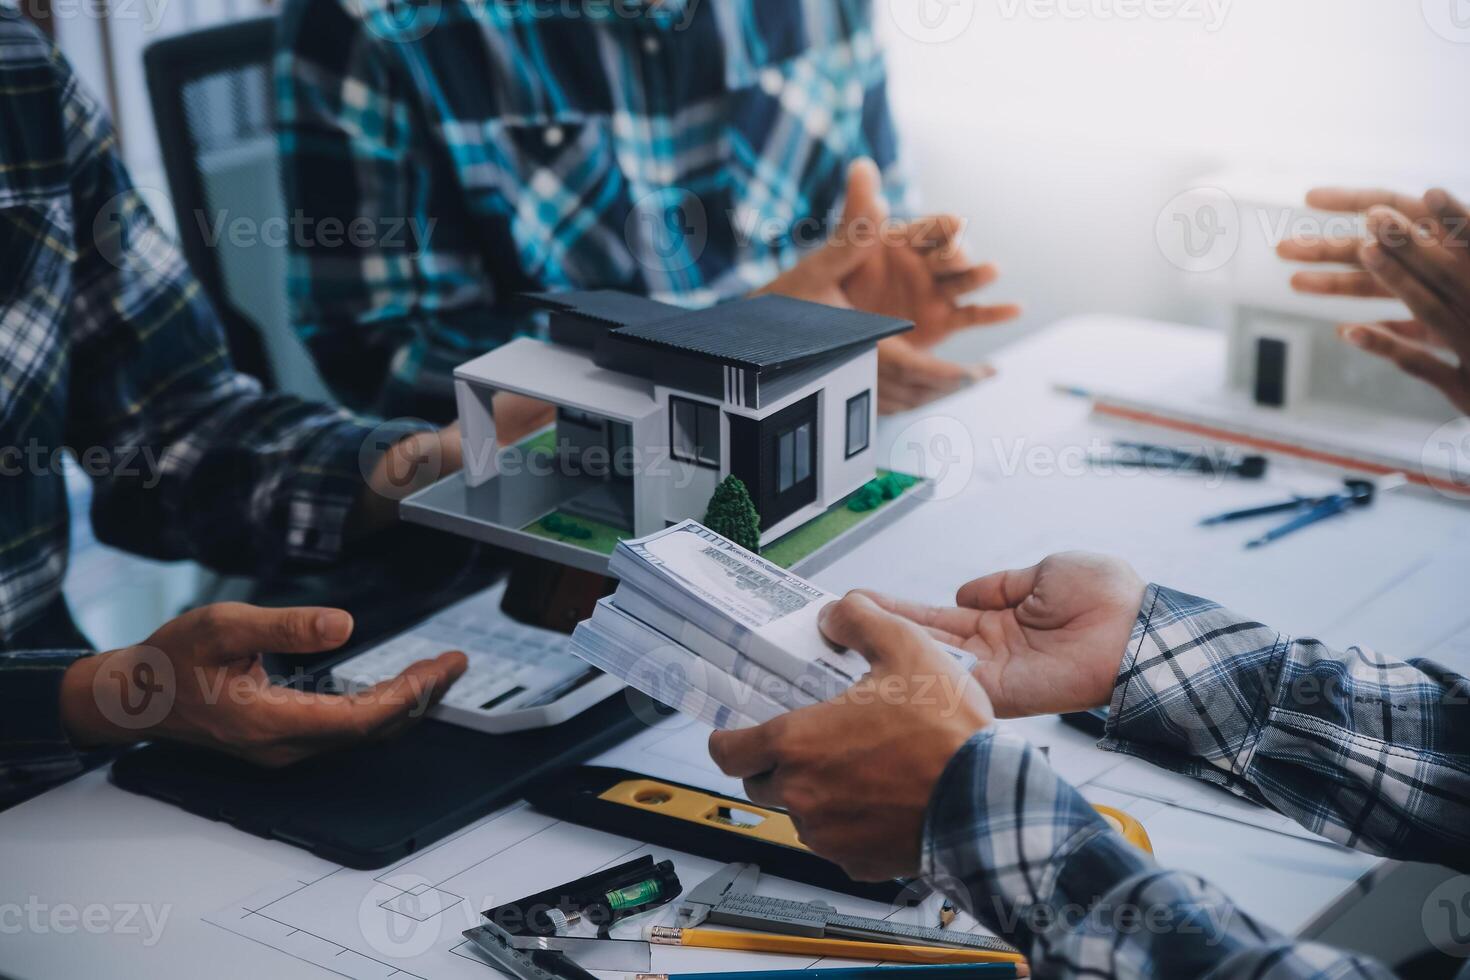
{"left": 646, "top": 390, "right": 721, "bottom": 535}
{"left": 455, "top": 376, "right": 499, "bottom": 487}
{"left": 814, "top": 347, "right": 879, "bottom": 508}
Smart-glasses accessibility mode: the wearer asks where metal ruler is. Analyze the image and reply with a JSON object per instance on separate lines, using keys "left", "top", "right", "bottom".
{"left": 462, "top": 923, "right": 597, "bottom": 980}
{"left": 706, "top": 892, "right": 1018, "bottom": 954}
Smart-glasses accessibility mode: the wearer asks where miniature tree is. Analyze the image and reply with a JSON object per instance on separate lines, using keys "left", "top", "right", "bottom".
{"left": 704, "top": 475, "right": 761, "bottom": 552}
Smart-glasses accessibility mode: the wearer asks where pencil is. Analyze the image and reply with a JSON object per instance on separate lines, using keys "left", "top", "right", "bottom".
{"left": 637, "top": 963, "right": 1029, "bottom": 980}
{"left": 646, "top": 927, "right": 1027, "bottom": 968}
{"left": 635, "top": 964, "right": 1027, "bottom": 980}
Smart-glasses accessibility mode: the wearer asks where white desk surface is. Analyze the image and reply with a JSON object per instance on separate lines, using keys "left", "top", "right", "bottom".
{"left": 3, "top": 317, "right": 1464, "bottom": 980}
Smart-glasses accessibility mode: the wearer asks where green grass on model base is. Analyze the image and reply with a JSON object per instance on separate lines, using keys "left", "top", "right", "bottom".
{"left": 509, "top": 426, "right": 619, "bottom": 553}
{"left": 515, "top": 424, "right": 921, "bottom": 568}
{"left": 758, "top": 470, "right": 922, "bottom": 569}
{"left": 523, "top": 510, "right": 627, "bottom": 555}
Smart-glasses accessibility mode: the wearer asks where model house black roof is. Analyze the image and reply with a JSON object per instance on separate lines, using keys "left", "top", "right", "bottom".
{"left": 613, "top": 295, "right": 911, "bottom": 371}
{"left": 529, "top": 290, "right": 677, "bottom": 329}
{"left": 531, "top": 290, "right": 912, "bottom": 372}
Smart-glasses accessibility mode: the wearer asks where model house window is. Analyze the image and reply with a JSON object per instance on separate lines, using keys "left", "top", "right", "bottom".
{"left": 778, "top": 421, "right": 814, "bottom": 493}
{"left": 845, "top": 391, "right": 871, "bottom": 457}
{"left": 671, "top": 396, "right": 720, "bottom": 467}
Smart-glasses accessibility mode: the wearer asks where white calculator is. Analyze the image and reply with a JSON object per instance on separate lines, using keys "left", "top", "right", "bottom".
{"left": 330, "top": 581, "right": 624, "bottom": 734}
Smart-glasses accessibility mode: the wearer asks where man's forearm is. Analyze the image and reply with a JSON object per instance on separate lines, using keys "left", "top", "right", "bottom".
{"left": 922, "top": 730, "right": 1392, "bottom": 979}
{"left": 0, "top": 650, "right": 100, "bottom": 807}
{"left": 1101, "top": 584, "right": 1470, "bottom": 867}
{"left": 88, "top": 388, "right": 393, "bottom": 575}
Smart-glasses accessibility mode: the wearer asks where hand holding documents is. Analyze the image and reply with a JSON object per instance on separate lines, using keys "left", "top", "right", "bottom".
{"left": 571, "top": 521, "right": 976, "bottom": 729}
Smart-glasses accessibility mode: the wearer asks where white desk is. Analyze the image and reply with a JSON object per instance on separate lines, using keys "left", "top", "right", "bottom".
{"left": 2, "top": 318, "right": 1464, "bottom": 979}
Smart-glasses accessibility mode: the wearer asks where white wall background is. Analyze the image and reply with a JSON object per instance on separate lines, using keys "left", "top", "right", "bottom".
{"left": 876, "top": 0, "right": 1470, "bottom": 359}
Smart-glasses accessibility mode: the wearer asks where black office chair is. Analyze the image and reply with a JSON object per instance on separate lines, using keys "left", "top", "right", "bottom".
{"left": 144, "top": 16, "right": 328, "bottom": 398}
{"left": 142, "top": 16, "right": 499, "bottom": 652}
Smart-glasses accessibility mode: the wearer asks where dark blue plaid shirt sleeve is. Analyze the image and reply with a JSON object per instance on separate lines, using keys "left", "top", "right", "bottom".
{"left": 1101, "top": 585, "right": 1470, "bottom": 866}
{"left": 922, "top": 730, "right": 1394, "bottom": 979}
{"left": 0, "top": 651, "right": 97, "bottom": 805}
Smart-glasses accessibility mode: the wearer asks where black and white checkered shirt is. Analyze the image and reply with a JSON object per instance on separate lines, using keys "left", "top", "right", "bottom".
{"left": 923, "top": 585, "right": 1468, "bottom": 978}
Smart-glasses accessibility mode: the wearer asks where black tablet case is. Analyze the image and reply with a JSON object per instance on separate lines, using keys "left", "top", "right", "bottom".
{"left": 110, "top": 694, "right": 647, "bottom": 869}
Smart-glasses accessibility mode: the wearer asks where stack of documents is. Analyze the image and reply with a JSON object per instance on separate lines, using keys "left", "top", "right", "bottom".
{"left": 572, "top": 520, "right": 973, "bottom": 729}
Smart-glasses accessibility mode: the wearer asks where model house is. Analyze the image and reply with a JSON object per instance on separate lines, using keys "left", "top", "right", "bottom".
{"left": 454, "top": 291, "right": 913, "bottom": 546}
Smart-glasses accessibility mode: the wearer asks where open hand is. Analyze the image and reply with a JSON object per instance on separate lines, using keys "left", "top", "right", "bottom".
{"left": 838, "top": 161, "right": 1021, "bottom": 349}
{"left": 759, "top": 159, "right": 1019, "bottom": 414}
{"left": 1279, "top": 187, "right": 1470, "bottom": 415}
{"left": 709, "top": 592, "right": 993, "bottom": 881}
{"left": 862, "top": 552, "right": 1146, "bottom": 719}
{"left": 60, "top": 603, "right": 466, "bottom": 766}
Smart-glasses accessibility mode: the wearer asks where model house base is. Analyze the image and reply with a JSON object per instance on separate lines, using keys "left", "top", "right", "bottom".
{"left": 400, "top": 462, "right": 930, "bottom": 577}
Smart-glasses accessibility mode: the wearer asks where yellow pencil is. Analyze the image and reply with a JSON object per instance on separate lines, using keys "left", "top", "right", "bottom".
{"left": 647, "top": 927, "right": 1027, "bottom": 967}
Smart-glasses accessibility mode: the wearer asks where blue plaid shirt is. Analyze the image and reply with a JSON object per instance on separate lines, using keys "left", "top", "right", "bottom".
{"left": 275, "top": 0, "right": 910, "bottom": 415}
{"left": 924, "top": 585, "right": 1469, "bottom": 978}
{"left": 0, "top": 11, "right": 388, "bottom": 806}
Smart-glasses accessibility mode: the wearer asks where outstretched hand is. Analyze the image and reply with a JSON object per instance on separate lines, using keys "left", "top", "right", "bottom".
{"left": 862, "top": 552, "right": 1147, "bottom": 719}
{"left": 759, "top": 159, "right": 1019, "bottom": 414}
{"left": 61, "top": 603, "right": 466, "bottom": 767}
{"left": 1279, "top": 187, "right": 1470, "bottom": 415}
{"left": 837, "top": 160, "right": 1021, "bottom": 349}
